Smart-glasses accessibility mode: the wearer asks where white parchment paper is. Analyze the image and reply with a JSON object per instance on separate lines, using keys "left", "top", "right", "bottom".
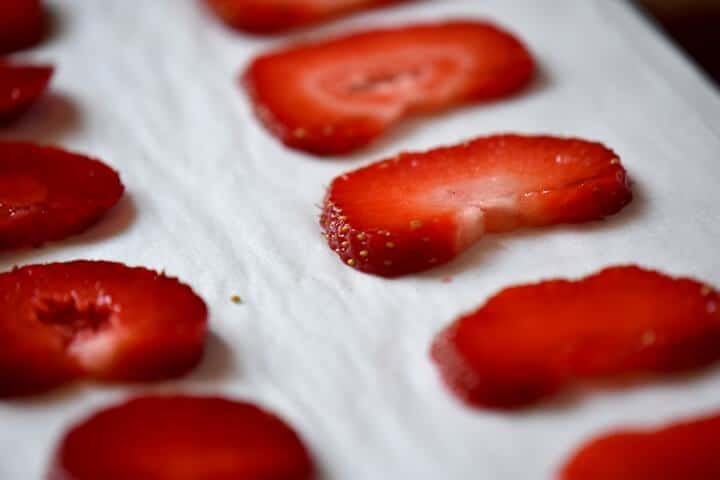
{"left": 1, "top": 1, "right": 719, "bottom": 478}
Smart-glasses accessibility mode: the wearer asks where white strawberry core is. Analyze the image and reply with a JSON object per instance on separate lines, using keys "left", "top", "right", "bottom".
{"left": 302, "top": 46, "right": 474, "bottom": 120}
{"left": 424, "top": 174, "right": 524, "bottom": 249}
{"left": 34, "top": 292, "right": 122, "bottom": 374}
{"left": 68, "top": 328, "right": 124, "bottom": 374}
{"left": 454, "top": 206, "right": 486, "bottom": 251}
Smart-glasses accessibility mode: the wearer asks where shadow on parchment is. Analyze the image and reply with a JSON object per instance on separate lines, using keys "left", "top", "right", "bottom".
{"left": 0, "top": 194, "right": 137, "bottom": 270}
{"left": 0, "top": 92, "right": 81, "bottom": 144}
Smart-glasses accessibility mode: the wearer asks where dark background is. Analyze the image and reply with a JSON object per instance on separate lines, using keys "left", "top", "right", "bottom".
{"left": 638, "top": 0, "right": 720, "bottom": 85}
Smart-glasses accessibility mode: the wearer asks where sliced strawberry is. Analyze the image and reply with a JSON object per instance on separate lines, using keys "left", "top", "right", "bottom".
{"left": 0, "top": 0, "right": 46, "bottom": 53}
{"left": 0, "top": 261, "right": 207, "bottom": 397}
{"left": 0, "top": 62, "right": 53, "bottom": 125}
{"left": 49, "top": 395, "right": 314, "bottom": 480}
{"left": 560, "top": 412, "right": 720, "bottom": 479}
{"left": 206, "top": 0, "right": 408, "bottom": 34}
{"left": 432, "top": 266, "right": 720, "bottom": 409}
{"left": 0, "top": 142, "right": 123, "bottom": 249}
{"left": 244, "top": 21, "right": 534, "bottom": 155}
{"left": 321, "top": 135, "right": 631, "bottom": 277}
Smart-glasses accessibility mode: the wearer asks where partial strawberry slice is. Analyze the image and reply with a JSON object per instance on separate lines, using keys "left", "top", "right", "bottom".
{"left": 0, "top": 0, "right": 46, "bottom": 53}
{"left": 206, "top": 0, "right": 408, "bottom": 34}
{"left": 49, "top": 395, "right": 314, "bottom": 480}
{"left": 321, "top": 135, "right": 631, "bottom": 277}
{"left": 0, "top": 142, "right": 123, "bottom": 250}
{"left": 432, "top": 266, "right": 720, "bottom": 409}
{"left": 560, "top": 412, "right": 720, "bottom": 479}
{"left": 0, "top": 261, "right": 207, "bottom": 397}
{"left": 244, "top": 21, "right": 534, "bottom": 155}
{"left": 0, "top": 62, "right": 53, "bottom": 125}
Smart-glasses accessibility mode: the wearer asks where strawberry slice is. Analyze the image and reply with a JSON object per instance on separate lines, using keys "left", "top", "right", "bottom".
{"left": 0, "top": 261, "right": 207, "bottom": 397}
{"left": 205, "top": 0, "right": 408, "bottom": 34}
{"left": 0, "top": 142, "right": 123, "bottom": 249}
{"left": 432, "top": 266, "right": 720, "bottom": 409}
{"left": 49, "top": 395, "right": 314, "bottom": 480}
{"left": 560, "top": 412, "right": 720, "bottom": 479}
{"left": 244, "top": 21, "right": 534, "bottom": 155}
{"left": 321, "top": 135, "right": 632, "bottom": 277}
{"left": 0, "top": 62, "right": 53, "bottom": 125}
{"left": 0, "top": 0, "right": 46, "bottom": 53}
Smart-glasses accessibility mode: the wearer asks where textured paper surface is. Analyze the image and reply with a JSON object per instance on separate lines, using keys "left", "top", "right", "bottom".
{"left": 1, "top": 1, "right": 719, "bottom": 478}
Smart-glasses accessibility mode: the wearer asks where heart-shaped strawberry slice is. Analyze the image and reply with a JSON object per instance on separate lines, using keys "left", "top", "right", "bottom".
{"left": 49, "top": 395, "right": 314, "bottom": 480}
{"left": 245, "top": 21, "right": 534, "bottom": 155}
{"left": 432, "top": 266, "right": 720, "bottom": 409}
{"left": 0, "top": 261, "right": 207, "bottom": 397}
{"left": 0, "top": 63, "right": 53, "bottom": 125}
{"left": 321, "top": 134, "right": 632, "bottom": 277}
{"left": 0, "top": 142, "right": 123, "bottom": 249}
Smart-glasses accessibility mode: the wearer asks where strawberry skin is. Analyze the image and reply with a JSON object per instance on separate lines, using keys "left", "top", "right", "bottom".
{"left": 244, "top": 21, "right": 534, "bottom": 155}
{"left": 0, "top": 0, "right": 45, "bottom": 53}
{"left": 205, "top": 0, "right": 408, "bottom": 34}
{"left": 0, "top": 261, "right": 208, "bottom": 397}
{"left": 0, "top": 142, "right": 123, "bottom": 250}
{"left": 321, "top": 135, "right": 632, "bottom": 277}
{"left": 432, "top": 266, "right": 720, "bottom": 409}
{"left": 560, "top": 412, "right": 720, "bottom": 479}
{"left": 49, "top": 395, "right": 314, "bottom": 480}
{"left": 0, "top": 63, "right": 53, "bottom": 125}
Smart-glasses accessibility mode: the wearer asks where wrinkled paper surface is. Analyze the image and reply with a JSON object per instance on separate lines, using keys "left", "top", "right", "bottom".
{"left": 1, "top": 0, "right": 719, "bottom": 478}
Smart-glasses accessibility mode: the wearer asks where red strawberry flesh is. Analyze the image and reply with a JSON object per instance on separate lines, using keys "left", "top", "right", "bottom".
{"left": 0, "top": 261, "right": 208, "bottom": 397}
{"left": 560, "top": 411, "right": 720, "bottom": 479}
{"left": 432, "top": 266, "right": 720, "bottom": 409}
{"left": 206, "top": 0, "right": 408, "bottom": 34}
{"left": 321, "top": 135, "right": 632, "bottom": 277}
{"left": 49, "top": 395, "right": 314, "bottom": 480}
{"left": 244, "top": 21, "right": 534, "bottom": 155}
{"left": 0, "top": 142, "right": 123, "bottom": 250}
{"left": 0, "top": 63, "right": 53, "bottom": 125}
{"left": 0, "top": 0, "right": 46, "bottom": 53}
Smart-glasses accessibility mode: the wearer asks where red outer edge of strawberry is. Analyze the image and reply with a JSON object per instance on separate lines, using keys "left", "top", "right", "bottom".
{"left": 320, "top": 196, "right": 457, "bottom": 277}
{"left": 430, "top": 321, "right": 561, "bottom": 409}
{"left": 242, "top": 70, "right": 384, "bottom": 156}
